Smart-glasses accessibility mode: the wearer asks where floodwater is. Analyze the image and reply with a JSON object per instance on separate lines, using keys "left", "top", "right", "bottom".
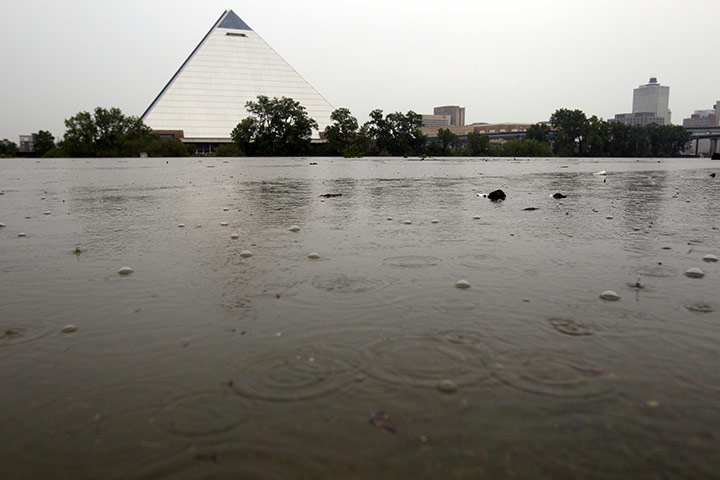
{"left": 1, "top": 156, "right": 719, "bottom": 479}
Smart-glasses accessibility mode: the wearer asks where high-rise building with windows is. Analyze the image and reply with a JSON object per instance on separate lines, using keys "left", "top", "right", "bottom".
{"left": 433, "top": 106, "right": 465, "bottom": 127}
{"left": 614, "top": 77, "right": 671, "bottom": 126}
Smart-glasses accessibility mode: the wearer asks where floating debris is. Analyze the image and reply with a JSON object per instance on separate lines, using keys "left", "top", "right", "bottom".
{"left": 606, "top": 215, "right": 614, "bottom": 220}
{"left": 0, "top": 223, "right": 5, "bottom": 228}
{"left": 473, "top": 215, "right": 481, "bottom": 220}
{"left": 43, "top": 211, "right": 51, "bottom": 215}
{"left": 230, "top": 233, "right": 239, "bottom": 239}
{"left": 436, "top": 379, "right": 458, "bottom": 393}
{"left": 288, "top": 225, "right": 301, "bottom": 232}
{"left": 455, "top": 280, "right": 471, "bottom": 289}
{"left": 553, "top": 193, "right": 567, "bottom": 199}
{"left": 320, "top": 193, "right": 342, "bottom": 198}
{"left": 17, "top": 233, "right": 26, "bottom": 237}
{"left": 223, "top": 207, "right": 229, "bottom": 211}
{"left": 308, "top": 252, "right": 320, "bottom": 259}
{"left": 61, "top": 325, "right": 78, "bottom": 333}
{"left": 369, "top": 411, "right": 396, "bottom": 433}
{"left": 523, "top": 207, "right": 539, "bottom": 211}
{"left": 685, "top": 267, "right": 705, "bottom": 278}
{"left": 599, "top": 290, "right": 620, "bottom": 301}
{"left": 386, "top": 217, "right": 393, "bottom": 221}
{"left": 118, "top": 266, "right": 133, "bottom": 275}
{"left": 685, "top": 303, "right": 714, "bottom": 313}
{"left": 403, "top": 220, "right": 412, "bottom": 225}
{"left": 594, "top": 170, "right": 607, "bottom": 176}
{"left": 73, "top": 247, "right": 82, "bottom": 255}
{"left": 220, "top": 222, "right": 228, "bottom": 227}
{"left": 431, "top": 219, "right": 439, "bottom": 223}
{"left": 487, "top": 189, "right": 506, "bottom": 202}
{"left": 703, "top": 254, "right": 718, "bottom": 263}
{"left": 178, "top": 223, "right": 185, "bottom": 228}
{"left": 240, "top": 250, "right": 253, "bottom": 258}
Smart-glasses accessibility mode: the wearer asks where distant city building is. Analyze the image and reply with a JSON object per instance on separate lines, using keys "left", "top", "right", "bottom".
{"left": 682, "top": 101, "right": 720, "bottom": 128}
{"left": 18, "top": 135, "right": 34, "bottom": 153}
{"left": 421, "top": 114, "right": 452, "bottom": 128}
{"left": 141, "top": 10, "right": 334, "bottom": 143}
{"left": 614, "top": 77, "right": 671, "bottom": 126}
{"left": 433, "top": 106, "right": 465, "bottom": 127}
{"left": 421, "top": 123, "right": 531, "bottom": 138}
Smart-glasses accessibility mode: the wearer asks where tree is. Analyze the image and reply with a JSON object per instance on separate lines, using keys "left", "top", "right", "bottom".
{"left": 550, "top": 108, "right": 588, "bottom": 156}
{"left": 231, "top": 96, "right": 318, "bottom": 156}
{"left": 437, "top": 128, "right": 461, "bottom": 156}
{"left": 465, "top": 132, "right": 491, "bottom": 156}
{"left": 0, "top": 139, "right": 18, "bottom": 157}
{"left": 495, "top": 139, "right": 553, "bottom": 157}
{"left": 62, "top": 107, "right": 153, "bottom": 157}
{"left": 33, "top": 130, "right": 55, "bottom": 157}
{"left": 525, "top": 123, "right": 551, "bottom": 143}
{"left": 324, "top": 107, "right": 360, "bottom": 156}
{"left": 363, "top": 109, "right": 426, "bottom": 156}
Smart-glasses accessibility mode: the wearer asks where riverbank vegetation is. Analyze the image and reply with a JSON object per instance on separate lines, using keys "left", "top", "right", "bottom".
{"left": 3, "top": 99, "right": 692, "bottom": 159}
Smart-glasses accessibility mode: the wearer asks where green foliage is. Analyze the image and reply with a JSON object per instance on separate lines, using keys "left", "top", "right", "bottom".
{"left": 325, "top": 107, "right": 361, "bottom": 156}
{"left": 213, "top": 143, "right": 245, "bottom": 157}
{"left": 494, "top": 139, "right": 554, "bottom": 157}
{"left": 146, "top": 137, "right": 191, "bottom": 157}
{"left": 436, "top": 128, "right": 461, "bottom": 156}
{"left": 61, "top": 107, "right": 153, "bottom": 157}
{"left": 465, "top": 133, "right": 491, "bottom": 156}
{"left": 525, "top": 123, "right": 551, "bottom": 143}
{"left": 550, "top": 108, "right": 588, "bottom": 156}
{"left": 33, "top": 130, "right": 55, "bottom": 157}
{"left": 0, "top": 139, "right": 18, "bottom": 157}
{"left": 363, "top": 109, "right": 426, "bottom": 156}
{"left": 342, "top": 145, "right": 365, "bottom": 158}
{"left": 231, "top": 96, "right": 318, "bottom": 156}
{"left": 547, "top": 108, "right": 690, "bottom": 157}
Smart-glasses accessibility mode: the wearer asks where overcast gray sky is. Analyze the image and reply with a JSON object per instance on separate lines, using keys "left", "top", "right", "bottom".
{"left": 2, "top": 0, "right": 718, "bottom": 142}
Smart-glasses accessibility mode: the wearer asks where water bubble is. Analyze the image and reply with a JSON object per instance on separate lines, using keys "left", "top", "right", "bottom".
{"left": 118, "top": 266, "right": 133, "bottom": 275}
{"left": 436, "top": 379, "right": 458, "bottom": 393}
{"left": 703, "top": 254, "right": 718, "bottom": 263}
{"left": 599, "top": 290, "right": 620, "bottom": 301}
{"left": 308, "top": 252, "right": 320, "bottom": 259}
{"left": 289, "top": 225, "right": 301, "bottom": 232}
{"left": 685, "top": 267, "right": 705, "bottom": 278}
{"left": 240, "top": 250, "right": 253, "bottom": 258}
{"left": 61, "top": 325, "right": 78, "bottom": 333}
{"left": 455, "top": 280, "right": 471, "bottom": 289}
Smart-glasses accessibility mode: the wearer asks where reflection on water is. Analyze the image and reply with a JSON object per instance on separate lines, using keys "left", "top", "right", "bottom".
{"left": 1, "top": 156, "right": 719, "bottom": 479}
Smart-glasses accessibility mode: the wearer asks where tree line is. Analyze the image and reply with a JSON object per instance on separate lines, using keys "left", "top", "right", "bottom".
{"left": 0, "top": 99, "right": 692, "bottom": 159}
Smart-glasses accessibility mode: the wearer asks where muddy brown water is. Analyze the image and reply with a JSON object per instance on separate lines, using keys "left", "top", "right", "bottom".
{"left": 1, "top": 156, "right": 719, "bottom": 479}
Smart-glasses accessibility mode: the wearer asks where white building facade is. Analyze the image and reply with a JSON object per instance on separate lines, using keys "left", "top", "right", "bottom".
{"left": 632, "top": 77, "right": 671, "bottom": 125}
{"left": 142, "top": 10, "right": 334, "bottom": 142}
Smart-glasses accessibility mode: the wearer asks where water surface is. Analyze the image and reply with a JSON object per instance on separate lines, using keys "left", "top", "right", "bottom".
{"left": 1, "top": 157, "right": 719, "bottom": 479}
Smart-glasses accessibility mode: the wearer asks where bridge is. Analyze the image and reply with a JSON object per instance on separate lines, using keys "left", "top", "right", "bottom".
{"left": 685, "top": 125, "right": 720, "bottom": 157}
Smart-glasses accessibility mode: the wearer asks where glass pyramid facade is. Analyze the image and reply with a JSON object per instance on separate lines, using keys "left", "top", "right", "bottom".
{"left": 142, "top": 10, "right": 334, "bottom": 141}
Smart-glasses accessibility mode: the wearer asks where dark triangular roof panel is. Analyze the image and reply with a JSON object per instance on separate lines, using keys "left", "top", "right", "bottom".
{"left": 219, "top": 10, "right": 252, "bottom": 31}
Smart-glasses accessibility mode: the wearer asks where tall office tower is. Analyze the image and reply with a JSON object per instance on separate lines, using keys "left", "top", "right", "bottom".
{"left": 142, "top": 10, "right": 334, "bottom": 141}
{"left": 632, "top": 77, "right": 671, "bottom": 125}
{"left": 433, "top": 106, "right": 465, "bottom": 127}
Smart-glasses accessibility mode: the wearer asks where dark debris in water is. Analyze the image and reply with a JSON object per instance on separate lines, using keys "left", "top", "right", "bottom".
{"left": 522, "top": 207, "right": 539, "bottom": 211}
{"left": 685, "top": 303, "right": 714, "bottom": 313}
{"left": 1, "top": 328, "right": 24, "bottom": 339}
{"left": 195, "top": 453, "right": 220, "bottom": 464}
{"left": 319, "top": 193, "right": 342, "bottom": 198}
{"left": 369, "top": 411, "right": 397, "bottom": 434}
{"left": 487, "top": 189, "right": 506, "bottom": 202}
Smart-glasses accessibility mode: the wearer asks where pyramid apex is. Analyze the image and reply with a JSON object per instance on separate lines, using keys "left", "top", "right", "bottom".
{"left": 219, "top": 10, "right": 252, "bottom": 31}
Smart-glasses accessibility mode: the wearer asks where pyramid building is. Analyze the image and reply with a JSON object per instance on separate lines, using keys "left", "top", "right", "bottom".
{"left": 142, "top": 10, "right": 334, "bottom": 143}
